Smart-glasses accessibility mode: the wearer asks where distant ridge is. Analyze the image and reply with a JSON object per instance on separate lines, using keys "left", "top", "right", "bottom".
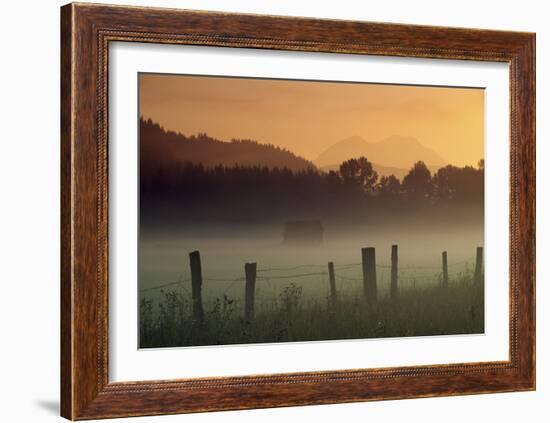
{"left": 315, "top": 135, "right": 447, "bottom": 170}
{"left": 140, "top": 118, "right": 316, "bottom": 172}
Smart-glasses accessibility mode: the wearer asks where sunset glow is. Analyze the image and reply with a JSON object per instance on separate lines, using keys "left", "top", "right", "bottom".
{"left": 140, "top": 73, "right": 484, "bottom": 167}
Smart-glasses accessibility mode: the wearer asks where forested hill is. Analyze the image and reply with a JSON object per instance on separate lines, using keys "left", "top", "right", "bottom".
{"left": 140, "top": 118, "right": 316, "bottom": 172}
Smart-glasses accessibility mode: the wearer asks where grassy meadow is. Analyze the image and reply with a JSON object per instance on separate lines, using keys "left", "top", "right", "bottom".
{"left": 139, "top": 225, "right": 484, "bottom": 348}
{"left": 140, "top": 269, "right": 484, "bottom": 348}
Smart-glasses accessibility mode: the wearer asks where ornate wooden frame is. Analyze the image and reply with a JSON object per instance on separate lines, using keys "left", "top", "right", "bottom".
{"left": 60, "top": 2, "right": 535, "bottom": 420}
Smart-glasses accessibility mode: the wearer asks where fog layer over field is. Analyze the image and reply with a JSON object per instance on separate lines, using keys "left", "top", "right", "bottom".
{"left": 140, "top": 219, "right": 483, "bottom": 309}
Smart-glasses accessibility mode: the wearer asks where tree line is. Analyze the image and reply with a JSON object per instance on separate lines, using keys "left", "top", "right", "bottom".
{"left": 140, "top": 155, "right": 483, "bottom": 225}
{"left": 335, "top": 156, "right": 483, "bottom": 203}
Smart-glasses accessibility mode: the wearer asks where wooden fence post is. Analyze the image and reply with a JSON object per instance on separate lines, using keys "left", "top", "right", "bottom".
{"left": 328, "top": 261, "right": 337, "bottom": 306}
{"left": 474, "top": 246, "right": 483, "bottom": 285}
{"left": 361, "top": 247, "right": 377, "bottom": 305}
{"left": 391, "top": 245, "right": 398, "bottom": 299}
{"left": 442, "top": 251, "right": 449, "bottom": 288}
{"left": 189, "top": 250, "right": 204, "bottom": 324}
{"left": 244, "top": 262, "right": 257, "bottom": 321}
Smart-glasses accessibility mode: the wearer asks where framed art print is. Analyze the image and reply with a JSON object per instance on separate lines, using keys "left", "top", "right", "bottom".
{"left": 60, "top": 3, "right": 535, "bottom": 420}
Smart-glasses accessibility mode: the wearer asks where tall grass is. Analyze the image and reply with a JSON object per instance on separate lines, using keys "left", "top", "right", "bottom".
{"left": 140, "top": 273, "right": 484, "bottom": 348}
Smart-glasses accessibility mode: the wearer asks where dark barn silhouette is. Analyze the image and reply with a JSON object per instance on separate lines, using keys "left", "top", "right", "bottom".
{"left": 283, "top": 220, "right": 324, "bottom": 245}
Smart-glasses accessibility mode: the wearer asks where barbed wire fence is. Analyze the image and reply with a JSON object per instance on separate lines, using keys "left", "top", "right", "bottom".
{"left": 139, "top": 246, "right": 482, "bottom": 322}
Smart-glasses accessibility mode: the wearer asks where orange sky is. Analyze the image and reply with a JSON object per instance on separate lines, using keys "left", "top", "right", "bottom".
{"left": 139, "top": 73, "right": 484, "bottom": 167}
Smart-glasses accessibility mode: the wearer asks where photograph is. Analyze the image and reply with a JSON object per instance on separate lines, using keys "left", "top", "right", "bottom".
{"left": 0, "top": 0, "right": 541, "bottom": 421}
{"left": 138, "top": 73, "right": 486, "bottom": 349}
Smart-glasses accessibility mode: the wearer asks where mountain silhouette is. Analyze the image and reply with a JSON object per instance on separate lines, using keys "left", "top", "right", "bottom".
{"left": 315, "top": 135, "right": 447, "bottom": 170}
{"left": 140, "top": 118, "right": 315, "bottom": 172}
